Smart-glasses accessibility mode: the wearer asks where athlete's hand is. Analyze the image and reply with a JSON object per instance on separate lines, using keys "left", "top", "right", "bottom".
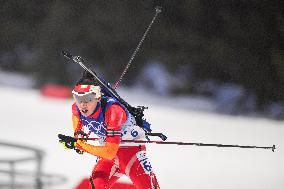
{"left": 58, "top": 134, "right": 77, "bottom": 150}
{"left": 58, "top": 134, "right": 85, "bottom": 155}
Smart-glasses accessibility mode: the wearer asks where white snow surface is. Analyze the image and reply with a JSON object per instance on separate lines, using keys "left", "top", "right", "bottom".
{"left": 0, "top": 86, "right": 283, "bottom": 189}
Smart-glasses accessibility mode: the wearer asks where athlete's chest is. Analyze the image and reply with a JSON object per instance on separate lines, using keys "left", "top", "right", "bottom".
{"left": 80, "top": 112, "right": 106, "bottom": 137}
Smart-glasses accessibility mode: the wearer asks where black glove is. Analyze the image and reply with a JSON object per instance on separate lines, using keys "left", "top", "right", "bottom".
{"left": 58, "top": 134, "right": 77, "bottom": 149}
{"left": 58, "top": 134, "right": 85, "bottom": 155}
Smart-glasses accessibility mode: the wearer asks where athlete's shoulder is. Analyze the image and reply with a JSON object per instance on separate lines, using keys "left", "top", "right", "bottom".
{"left": 101, "top": 96, "right": 121, "bottom": 110}
{"left": 104, "top": 103, "right": 127, "bottom": 129}
{"left": 103, "top": 96, "right": 118, "bottom": 104}
{"left": 107, "top": 104, "right": 126, "bottom": 114}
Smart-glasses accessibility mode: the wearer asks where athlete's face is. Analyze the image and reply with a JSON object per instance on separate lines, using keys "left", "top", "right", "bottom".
{"left": 76, "top": 97, "right": 101, "bottom": 117}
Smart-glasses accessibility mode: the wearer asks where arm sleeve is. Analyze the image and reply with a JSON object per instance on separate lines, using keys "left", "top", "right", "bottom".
{"left": 76, "top": 104, "right": 127, "bottom": 160}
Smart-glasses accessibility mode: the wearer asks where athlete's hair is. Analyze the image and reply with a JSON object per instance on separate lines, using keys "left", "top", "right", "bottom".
{"left": 75, "top": 70, "right": 100, "bottom": 86}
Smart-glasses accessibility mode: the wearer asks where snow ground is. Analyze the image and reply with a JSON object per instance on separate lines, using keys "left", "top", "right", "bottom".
{"left": 0, "top": 86, "right": 283, "bottom": 189}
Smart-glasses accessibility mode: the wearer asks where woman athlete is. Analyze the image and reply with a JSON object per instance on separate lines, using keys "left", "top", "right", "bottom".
{"left": 71, "top": 71, "right": 160, "bottom": 189}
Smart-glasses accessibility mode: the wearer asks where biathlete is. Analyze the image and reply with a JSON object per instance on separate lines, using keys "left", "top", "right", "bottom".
{"left": 69, "top": 71, "right": 160, "bottom": 189}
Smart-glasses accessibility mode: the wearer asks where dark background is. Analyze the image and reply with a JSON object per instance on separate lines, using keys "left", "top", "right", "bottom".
{"left": 1, "top": 0, "right": 283, "bottom": 110}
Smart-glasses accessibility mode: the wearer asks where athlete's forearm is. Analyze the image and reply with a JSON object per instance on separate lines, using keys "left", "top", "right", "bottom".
{"left": 76, "top": 139, "right": 119, "bottom": 160}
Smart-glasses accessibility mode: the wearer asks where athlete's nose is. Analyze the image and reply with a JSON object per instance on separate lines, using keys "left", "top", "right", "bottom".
{"left": 82, "top": 102, "right": 88, "bottom": 106}
{"left": 79, "top": 103, "right": 88, "bottom": 109}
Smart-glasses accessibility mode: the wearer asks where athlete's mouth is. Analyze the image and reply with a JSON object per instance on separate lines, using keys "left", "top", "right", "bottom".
{"left": 82, "top": 109, "right": 88, "bottom": 114}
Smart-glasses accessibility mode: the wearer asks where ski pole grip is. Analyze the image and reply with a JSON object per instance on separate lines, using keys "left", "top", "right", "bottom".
{"left": 272, "top": 145, "right": 276, "bottom": 152}
{"left": 155, "top": 6, "right": 162, "bottom": 13}
{"left": 146, "top": 133, "right": 167, "bottom": 141}
{"left": 61, "top": 50, "right": 73, "bottom": 59}
{"left": 159, "top": 133, "right": 167, "bottom": 141}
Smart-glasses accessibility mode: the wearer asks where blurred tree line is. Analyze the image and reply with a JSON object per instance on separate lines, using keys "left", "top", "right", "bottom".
{"left": 0, "top": 0, "right": 283, "bottom": 108}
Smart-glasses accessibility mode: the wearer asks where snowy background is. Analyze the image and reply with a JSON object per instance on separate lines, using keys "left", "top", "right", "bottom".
{"left": 0, "top": 86, "right": 283, "bottom": 189}
{"left": 1, "top": 1, "right": 284, "bottom": 188}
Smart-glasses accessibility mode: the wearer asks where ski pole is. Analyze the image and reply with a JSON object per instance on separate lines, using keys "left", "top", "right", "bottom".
{"left": 89, "top": 139, "right": 276, "bottom": 152}
{"left": 114, "top": 6, "right": 162, "bottom": 89}
{"left": 121, "top": 140, "right": 276, "bottom": 152}
{"left": 58, "top": 134, "right": 276, "bottom": 152}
